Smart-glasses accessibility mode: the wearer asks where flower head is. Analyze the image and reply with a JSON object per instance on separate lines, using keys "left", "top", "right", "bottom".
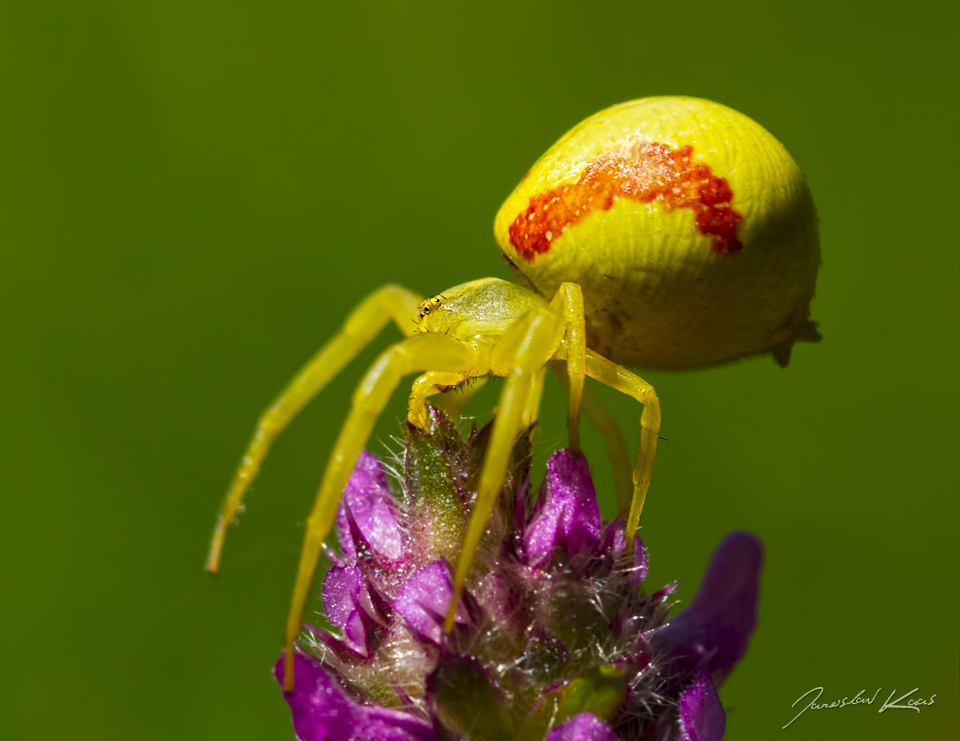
{"left": 277, "top": 407, "right": 762, "bottom": 740}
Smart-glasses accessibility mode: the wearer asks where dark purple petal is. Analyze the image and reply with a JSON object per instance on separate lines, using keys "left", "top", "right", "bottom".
{"left": 678, "top": 671, "right": 726, "bottom": 741}
{"left": 322, "top": 565, "right": 368, "bottom": 656}
{"left": 525, "top": 450, "right": 602, "bottom": 567}
{"left": 335, "top": 452, "right": 404, "bottom": 561}
{"left": 275, "top": 652, "right": 438, "bottom": 741}
{"left": 546, "top": 713, "right": 619, "bottom": 741}
{"left": 651, "top": 531, "right": 762, "bottom": 684}
{"left": 395, "top": 560, "right": 468, "bottom": 645}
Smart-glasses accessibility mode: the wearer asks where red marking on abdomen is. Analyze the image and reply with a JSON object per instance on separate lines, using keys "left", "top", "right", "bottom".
{"left": 509, "top": 141, "right": 743, "bottom": 261}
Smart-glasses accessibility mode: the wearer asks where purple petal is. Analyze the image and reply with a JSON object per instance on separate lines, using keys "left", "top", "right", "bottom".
{"left": 525, "top": 450, "right": 602, "bottom": 568}
{"left": 602, "top": 520, "right": 649, "bottom": 586}
{"left": 335, "top": 452, "right": 404, "bottom": 561}
{"left": 394, "top": 560, "right": 468, "bottom": 645}
{"left": 322, "top": 565, "right": 368, "bottom": 656}
{"left": 652, "top": 531, "right": 762, "bottom": 684}
{"left": 546, "top": 713, "right": 619, "bottom": 741}
{"left": 678, "top": 672, "right": 726, "bottom": 741}
{"left": 275, "top": 652, "right": 438, "bottom": 741}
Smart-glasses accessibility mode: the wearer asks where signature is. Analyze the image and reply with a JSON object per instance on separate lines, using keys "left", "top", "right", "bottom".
{"left": 783, "top": 686, "right": 937, "bottom": 729}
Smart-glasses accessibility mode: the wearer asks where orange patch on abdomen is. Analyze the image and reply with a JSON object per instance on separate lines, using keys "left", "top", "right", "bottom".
{"left": 508, "top": 141, "right": 743, "bottom": 261}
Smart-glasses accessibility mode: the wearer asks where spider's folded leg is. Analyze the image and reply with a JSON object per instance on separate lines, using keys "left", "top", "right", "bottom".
{"left": 407, "top": 371, "right": 471, "bottom": 428}
{"left": 283, "top": 331, "right": 477, "bottom": 691}
{"left": 584, "top": 350, "right": 661, "bottom": 552}
{"left": 207, "top": 284, "right": 422, "bottom": 573}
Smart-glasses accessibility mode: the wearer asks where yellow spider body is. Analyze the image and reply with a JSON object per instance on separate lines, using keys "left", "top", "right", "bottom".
{"left": 207, "top": 97, "right": 820, "bottom": 691}
{"left": 496, "top": 97, "right": 820, "bottom": 369}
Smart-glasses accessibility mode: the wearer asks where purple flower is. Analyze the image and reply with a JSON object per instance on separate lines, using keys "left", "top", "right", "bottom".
{"left": 335, "top": 451, "right": 405, "bottom": 562}
{"left": 394, "top": 560, "right": 470, "bottom": 645}
{"left": 274, "top": 653, "right": 438, "bottom": 741}
{"left": 650, "top": 532, "right": 763, "bottom": 688}
{"left": 677, "top": 672, "right": 725, "bottom": 741}
{"left": 320, "top": 565, "right": 369, "bottom": 657}
{"left": 525, "top": 450, "right": 602, "bottom": 567}
{"left": 278, "top": 408, "right": 763, "bottom": 740}
{"left": 547, "top": 713, "right": 620, "bottom": 741}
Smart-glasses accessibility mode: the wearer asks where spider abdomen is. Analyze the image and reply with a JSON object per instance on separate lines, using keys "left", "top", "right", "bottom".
{"left": 494, "top": 97, "right": 820, "bottom": 370}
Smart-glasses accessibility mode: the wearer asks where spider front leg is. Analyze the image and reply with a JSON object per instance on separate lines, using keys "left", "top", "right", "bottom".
{"left": 585, "top": 350, "right": 662, "bottom": 551}
{"left": 407, "top": 371, "right": 470, "bottom": 428}
{"left": 207, "top": 284, "right": 422, "bottom": 573}
{"left": 445, "top": 307, "right": 566, "bottom": 632}
{"left": 283, "top": 332, "right": 478, "bottom": 691}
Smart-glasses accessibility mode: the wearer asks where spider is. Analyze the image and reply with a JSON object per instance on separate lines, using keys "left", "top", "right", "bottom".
{"left": 206, "top": 97, "right": 820, "bottom": 691}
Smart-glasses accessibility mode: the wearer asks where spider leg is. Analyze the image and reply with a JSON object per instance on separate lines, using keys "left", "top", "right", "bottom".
{"left": 207, "top": 284, "right": 422, "bottom": 573}
{"left": 551, "top": 364, "right": 632, "bottom": 512}
{"left": 283, "top": 332, "right": 477, "bottom": 691}
{"left": 523, "top": 366, "right": 548, "bottom": 426}
{"left": 407, "top": 371, "right": 470, "bottom": 428}
{"left": 548, "top": 283, "right": 586, "bottom": 453}
{"left": 584, "top": 350, "right": 661, "bottom": 553}
{"left": 445, "top": 307, "right": 565, "bottom": 632}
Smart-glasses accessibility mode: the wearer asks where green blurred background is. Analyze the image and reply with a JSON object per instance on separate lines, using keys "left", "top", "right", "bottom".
{"left": 1, "top": 1, "right": 957, "bottom": 739}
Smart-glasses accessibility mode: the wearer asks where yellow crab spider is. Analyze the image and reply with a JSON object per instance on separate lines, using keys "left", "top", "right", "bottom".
{"left": 206, "top": 97, "right": 820, "bottom": 692}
